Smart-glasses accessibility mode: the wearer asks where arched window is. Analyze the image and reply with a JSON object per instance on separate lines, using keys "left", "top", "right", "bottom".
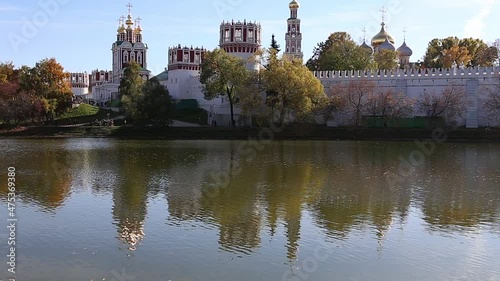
{"left": 137, "top": 52, "right": 142, "bottom": 64}
{"left": 123, "top": 51, "right": 129, "bottom": 63}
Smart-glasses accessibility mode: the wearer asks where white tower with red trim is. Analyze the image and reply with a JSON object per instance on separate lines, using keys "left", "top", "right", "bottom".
{"left": 219, "top": 20, "right": 262, "bottom": 71}
{"left": 111, "top": 3, "right": 150, "bottom": 83}
{"left": 284, "top": 0, "right": 303, "bottom": 60}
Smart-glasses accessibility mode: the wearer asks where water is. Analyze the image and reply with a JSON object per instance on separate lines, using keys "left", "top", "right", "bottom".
{"left": 0, "top": 139, "right": 499, "bottom": 281}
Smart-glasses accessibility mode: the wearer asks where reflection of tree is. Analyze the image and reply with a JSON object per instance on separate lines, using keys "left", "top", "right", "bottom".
{"left": 200, "top": 145, "right": 262, "bottom": 254}
{"left": 0, "top": 144, "right": 74, "bottom": 211}
{"left": 309, "top": 142, "right": 412, "bottom": 241}
{"left": 420, "top": 145, "right": 500, "bottom": 231}
{"left": 262, "top": 142, "right": 328, "bottom": 262}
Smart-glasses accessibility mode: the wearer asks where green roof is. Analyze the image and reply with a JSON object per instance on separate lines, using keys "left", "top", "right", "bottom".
{"left": 154, "top": 70, "right": 169, "bottom": 81}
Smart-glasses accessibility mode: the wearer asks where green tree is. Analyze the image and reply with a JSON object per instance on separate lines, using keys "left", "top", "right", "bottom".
{"left": 270, "top": 34, "right": 281, "bottom": 53}
{"left": 261, "top": 52, "right": 326, "bottom": 125}
{"left": 374, "top": 50, "right": 399, "bottom": 70}
{"left": 120, "top": 61, "right": 145, "bottom": 121}
{"left": 200, "top": 48, "right": 251, "bottom": 127}
{"left": 306, "top": 32, "right": 372, "bottom": 71}
{"left": 140, "top": 77, "right": 174, "bottom": 126}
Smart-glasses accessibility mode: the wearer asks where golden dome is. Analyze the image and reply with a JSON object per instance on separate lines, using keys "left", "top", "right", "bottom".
{"left": 371, "top": 22, "right": 395, "bottom": 48}
{"left": 135, "top": 26, "right": 142, "bottom": 33}
{"left": 118, "top": 25, "right": 126, "bottom": 33}
{"left": 125, "top": 15, "right": 134, "bottom": 27}
{"left": 289, "top": 0, "right": 299, "bottom": 9}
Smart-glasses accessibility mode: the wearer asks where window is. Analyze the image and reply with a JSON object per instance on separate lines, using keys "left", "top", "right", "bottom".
{"left": 183, "top": 54, "right": 189, "bottom": 62}
{"left": 195, "top": 54, "right": 200, "bottom": 63}
{"left": 123, "top": 51, "right": 129, "bottom": 63}
{"left": 235, "top": 29, "right": 242, "bottom": 41}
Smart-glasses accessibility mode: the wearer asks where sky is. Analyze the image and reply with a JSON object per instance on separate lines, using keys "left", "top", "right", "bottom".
{"left": 1, "top": 0, "right": 500, "bottom": 75}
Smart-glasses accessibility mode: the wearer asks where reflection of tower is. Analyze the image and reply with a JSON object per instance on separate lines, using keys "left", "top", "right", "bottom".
{"left": 112, "top": 167, "right": 149, "bottom": 251}
{"left": 283, "top": 0, "right": 303, "bottom": 60}
{"left": 219, "top": 19, "right": 262, "bottom": 70}
{"left": 111, "top": 3, "right": 150, "bottom": 83}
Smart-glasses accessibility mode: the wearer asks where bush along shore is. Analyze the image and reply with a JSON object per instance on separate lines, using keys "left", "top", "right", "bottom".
{"left": 0, "top": 125, "right": 499, "bottom": 142}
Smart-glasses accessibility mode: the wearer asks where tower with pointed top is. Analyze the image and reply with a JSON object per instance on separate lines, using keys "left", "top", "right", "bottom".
{"left": 284, "top": 0, "right": 303, "bottom": 60}
{"left": 111, "top": 3, "right": 149, "bottom": 83}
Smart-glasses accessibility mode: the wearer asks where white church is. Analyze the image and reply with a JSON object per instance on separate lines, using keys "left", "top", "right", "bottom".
{"left": 71, "top": 1, "right": 499, "bottom": 128}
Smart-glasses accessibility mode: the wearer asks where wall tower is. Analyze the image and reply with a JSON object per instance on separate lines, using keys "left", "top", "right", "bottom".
{"left": 219, "top": 20, "right": 262, "bottom": 71}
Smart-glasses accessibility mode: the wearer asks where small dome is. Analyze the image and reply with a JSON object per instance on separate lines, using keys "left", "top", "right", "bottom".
{"left": 360, "top": 41, "right": 374, "bottom": 55}
{"left": 371, "top": 22, "right": 395, "bottom": 48}
{"left": 289, "top": 0, "right": 299, "bottom": 9}
{"left": 378, "top": 38, "right": 395, "bottom": 51}
{"left": 135, "top": 26, "right": 142, "bottom": 33}
{"left": 397, "top": 41, "right": 413, "bottom": 57}
{"left": 118, "top": 25, "right": 126, "bottom": 33}
{"left": 125, "top": 15, "right": 134, "bottom": 27}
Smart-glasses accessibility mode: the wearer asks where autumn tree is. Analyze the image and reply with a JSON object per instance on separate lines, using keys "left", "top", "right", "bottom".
{"left": 483, "top": 76, "right": 500, "bottom": 121}
{"left": 374, "top": 50, "right": 399, "bottom": 70}
{"left": 306, "top": 32, "right": 372, "bottom": 71}
{"left": 120, "top": 61, "right": 145, "bottom": 120}
{"left": 416, "top": 84, "right": 467, "bottom": 123}
{"left": 365, "top": 91, "right": 414, "bottom": 119}
{"left": 259, "top": 51, "right": 326, "bottom": 125}
{"left": 330, "top": 79, "right": 376, "bottom": 127}
{"left": 19, "top": 58, "right": 72, "bottom": 117}
{"left": 423, "top": 37, "right": 498, "bottom": 68}
{"left": 0, "top": 62, "right": 45, "bottom": 124}
{"left": 200, "top": 48, "right": 251, "bottom": 127}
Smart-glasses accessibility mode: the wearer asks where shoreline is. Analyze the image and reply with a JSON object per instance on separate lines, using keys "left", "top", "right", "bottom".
{"left": 0, "top": 126, "right": 499, "bottom": 142}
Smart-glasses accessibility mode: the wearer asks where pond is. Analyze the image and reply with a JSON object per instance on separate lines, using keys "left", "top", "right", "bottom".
{"left": 0, "top": 139, "right": 499, "bottom": 281}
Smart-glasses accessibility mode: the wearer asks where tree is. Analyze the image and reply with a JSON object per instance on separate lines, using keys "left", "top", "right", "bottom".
{"left": 365, "top": 90, "right": 414, "bottom": 120}
{"left": 417, "top": 84, "right": 467, "bottom": 123}
{"left": 260, "top": 51, "right": 326, "bottom": 125}
{"left": 330, "top": 79, "right": 376, "bottom": 127}
{"left": 200, "top": 48, "right": 251, "bottom": 127}
{"left": 374, "top": 50, "right": 399, "bottom": 70}
{"left": 270, "top": 34, "right": 281, "bottom": 53}
{"left": 120, "top": 61, "right": 145, "bottom": 120}
{"left": 423, "top": 37, "right": 497, "bottom": 68}
{"left": 19, "top": 58, "right": 72, "bottom": 117}
{"left": 483, "top": 76, "right": 500, "bottom": 121}
{"left": 306, "top": 32, "right": 372, "bottom": 71}
{"left": 140, "top": 77, "right": 174, "bottom": 126}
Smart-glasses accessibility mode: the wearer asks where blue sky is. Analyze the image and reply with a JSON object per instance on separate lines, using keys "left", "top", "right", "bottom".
{"left": 1, "top": 0, "right": 499, "bottom": 75}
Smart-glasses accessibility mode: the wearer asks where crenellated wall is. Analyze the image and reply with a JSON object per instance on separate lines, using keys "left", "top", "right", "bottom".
{"left": 314, "top": 67, "right": 500, "bottom": 128}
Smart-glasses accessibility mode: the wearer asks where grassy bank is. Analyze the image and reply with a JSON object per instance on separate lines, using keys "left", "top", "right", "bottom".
{"left": 56, "top": 104, "right": 121, "bottom": 125}
{"left": 1, "top": 125, "right": 499, "bottom": 142}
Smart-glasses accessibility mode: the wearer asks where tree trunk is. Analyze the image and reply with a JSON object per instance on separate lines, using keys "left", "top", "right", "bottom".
{"left": 227, "top": 91, "right": 236, "bottom": 128}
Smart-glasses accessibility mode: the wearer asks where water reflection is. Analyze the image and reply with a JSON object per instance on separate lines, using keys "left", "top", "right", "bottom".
{"left": 1, "top": 140, "right": 499, "bottom": 261}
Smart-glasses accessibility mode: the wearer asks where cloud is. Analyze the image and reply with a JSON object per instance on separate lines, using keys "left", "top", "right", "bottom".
{"left": 463, "top": 0, "right": 496, "bottom": 38}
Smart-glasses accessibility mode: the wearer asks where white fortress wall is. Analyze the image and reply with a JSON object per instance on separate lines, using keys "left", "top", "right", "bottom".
{"left": 314, "top": 67, "right": 500, "bottom": 127}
